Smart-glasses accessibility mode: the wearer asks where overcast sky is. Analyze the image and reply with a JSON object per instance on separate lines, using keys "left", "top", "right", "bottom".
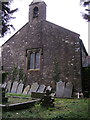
{"left": 0, "top": 0, "right": 88, "bottom": 53}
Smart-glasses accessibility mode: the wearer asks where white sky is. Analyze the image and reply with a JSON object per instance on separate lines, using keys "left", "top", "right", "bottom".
{"left": 0, "top": 0, "right": 88, "bottom": 53}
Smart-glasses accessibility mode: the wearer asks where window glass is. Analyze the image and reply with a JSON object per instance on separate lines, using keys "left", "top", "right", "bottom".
{"left": 30, "top": 53, "right": 35, "bottom": 69}
{"left": 36, "top": 53, "right": 40, "bottom": 69}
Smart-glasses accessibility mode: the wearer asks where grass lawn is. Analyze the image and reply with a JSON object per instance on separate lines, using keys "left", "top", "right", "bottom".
{"left": 2, "top": 98, "right": 90, "bottom": 120}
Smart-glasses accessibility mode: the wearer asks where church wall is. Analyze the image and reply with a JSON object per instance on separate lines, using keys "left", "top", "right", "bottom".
{"left": 2, "top": 20, "right": 82, "bottom": 91}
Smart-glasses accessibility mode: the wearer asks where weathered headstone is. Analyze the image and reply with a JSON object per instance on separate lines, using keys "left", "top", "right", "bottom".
{"left": 63, "top": 82, "right": 73, "bottom": 98}
{"left": 56, "top": 81, "right": 65, "bottom": 97}
{"left": 11, "top": 81, "right": 19, "bottom": 93}
{"left": 28, "top": 82, "right": 39, "bottom": 95}
{"left": 46, "top": 86, "right": 52, "bottom": 92}
{"left": 2, "top": 82, "right": 7, "bottom": 88}
{"left": 6, "top": 80, "right": 12, "bottom": 92}
{"left": 16, "top": 83, "right": 24, "bottom": 94}
{"left": 37, "top": 84, "right": 46, "bottom": 93}
{"left": 23, "top": 85, "right": 30, "bottom": 94}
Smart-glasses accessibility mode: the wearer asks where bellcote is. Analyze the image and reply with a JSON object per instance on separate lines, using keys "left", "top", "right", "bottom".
{"left": 29, "top": 0, "right": 46, "bottom": 24}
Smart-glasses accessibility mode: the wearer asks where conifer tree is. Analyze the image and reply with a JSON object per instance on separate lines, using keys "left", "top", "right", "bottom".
{"left": 0, "top": 1, "right": 18, "bottom": 37}
{"left": 80, "top": 0, "right": 90, "bottom": 21}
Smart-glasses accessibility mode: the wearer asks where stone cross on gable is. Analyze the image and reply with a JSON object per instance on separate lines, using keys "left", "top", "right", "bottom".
{"left": 33, "top": 0, "right": 43, "bottom": 3}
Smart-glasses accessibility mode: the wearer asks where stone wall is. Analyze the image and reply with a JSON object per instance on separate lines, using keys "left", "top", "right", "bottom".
{"left": 2, "top": 20, "right": 83, "bottom": 91}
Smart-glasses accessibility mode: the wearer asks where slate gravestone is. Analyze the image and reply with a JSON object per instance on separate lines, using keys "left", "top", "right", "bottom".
{"left": 11, "top": 81, "right": 19, "bottom": 93}
{"left": 6, "top": 81, "right": 12, "bottom": 92}
{"left": 37, "top": 84, "right": 46, "bottom": 93}
{"left": 63, "top": 82, "right": 73, "bottom": 98}
{"left": 28, "top": 82, "right": 39, "bottom": 95}
{"left": 56, "top": 81, "right": 65, "bottom": 97}
{"left": 23, "top": 85, "right": 30, "bottom": 94}
{"left": 16, "top": 82, "right": 24, "bottom": 94}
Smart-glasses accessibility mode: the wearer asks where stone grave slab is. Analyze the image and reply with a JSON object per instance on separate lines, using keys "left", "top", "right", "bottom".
{"left": 37, "top": 84, "right": 46, "bottom": 93}
{"left": 16, "top": 83, "right": 24, "bottom": 94}
{"left": 31, "top": 92, "right": 44, "bottom": 99}
{"left": 11, "top": 81, "right": 19, "bottom": 93}
{"left": 6, "top": 81, "right": 12, "bottom": 92}
{"left": 28, "top": 82, "right": 39, "bottom": 95}
{"left": 56, "top": 81, "right": 65, "bottom": 97}
{"left": 63, "top": 82, "right": 73, "bottom": 98}
{"left": 23, "top": 85, "right": 30, "bottom": 94}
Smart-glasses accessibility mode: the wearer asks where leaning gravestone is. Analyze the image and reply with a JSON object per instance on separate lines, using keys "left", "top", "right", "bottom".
{"left": 6, "top": 80, "right": 12, "bottom": 92}
{"left": 28, "top": 82, "right": 39, "bottom": 95}
{"left": 63, "top": 82, "right": 73, "bottom": 98}
{"left": 46, "top": 86, "right": 52, "bottom": 92}
{"left": 23, "top": 85, "right": 30, "bottom": 94}
{"left": 2, "top": 82, "right": 7, "bottom": 88}
{"left": 11, "top": 81, "right": 19, "bottom": 93}
{"left": 37, "top": 84, "right": 46, "bottom": 93}
{"left": 56, "top": 81, "right": 65, "bottom": 97}
{"left": 16, "top": 82, "right": 24, "bottom": 94}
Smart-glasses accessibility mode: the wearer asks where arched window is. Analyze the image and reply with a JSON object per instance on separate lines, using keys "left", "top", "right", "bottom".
{"left": 27, "top": 48, "right": 42, "bottom": 70}
{"left": 33, "top": 7, "right": 39, "bottom": 18}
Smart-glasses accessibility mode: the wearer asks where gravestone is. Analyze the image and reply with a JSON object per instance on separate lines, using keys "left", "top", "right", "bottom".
{"left": 11, "top": 81, "right": 19, "bottom": 93}
{"left": 46, "top": 86, "right": 52, "bottom": 92}
{"left": 6, "top": 80, "right": 12, "bottom": 92}
{"left": 16, "top": 82, "right": 24, "bottom": 94}
{"left": 2, "top": 82, "right": 7, "bottom": 88}
{"left": 37, "top": 84, "right": 46, "bottom": 93}
{"left": 23, "top": 85, "right": 30, "bottom": 94}
{"left": 28, "top": 82, "right": 39, "bottom": 95}
{"left": 56, "top": 81, "right": 65, "bottom": 97}
{"left": 63, "top": 82, "right": 73, "bottom": 98}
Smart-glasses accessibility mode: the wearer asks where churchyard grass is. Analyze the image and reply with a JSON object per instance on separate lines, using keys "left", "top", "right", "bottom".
{"left": 6, "top": 93, "right": 31, "bottom": 98}
{"left": 2, "top": 98, "right": 90, "bottom": 119}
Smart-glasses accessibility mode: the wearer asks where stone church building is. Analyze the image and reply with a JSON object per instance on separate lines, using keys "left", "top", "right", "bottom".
{"left": 1, "top": 0, "right": 88, "bottom": 92}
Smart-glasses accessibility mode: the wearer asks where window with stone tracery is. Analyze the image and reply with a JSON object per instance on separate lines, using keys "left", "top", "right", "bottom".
{"left": 26, "top": 48, "right": 42, "bottom": 70}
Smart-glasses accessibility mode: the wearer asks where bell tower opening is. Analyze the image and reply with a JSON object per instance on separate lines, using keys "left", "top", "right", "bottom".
{"left": 29, "top": 0, "right": 46, "bottom": 24}
{"left": 33, "top": 7, "right": 39, "bottom": 18}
